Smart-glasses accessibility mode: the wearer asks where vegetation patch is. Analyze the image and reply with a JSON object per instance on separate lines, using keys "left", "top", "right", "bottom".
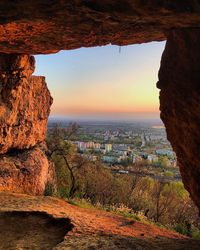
{"left": 47, "top": 123, "right": 200, "bottom": 239}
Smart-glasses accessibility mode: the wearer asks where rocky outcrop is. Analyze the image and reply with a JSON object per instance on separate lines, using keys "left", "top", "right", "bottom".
{"left": 157, "top": 29, "right": 200, "bottom": 210}
{"left": 0, "top": 1, "right": 200, "bottom": 53}
{"left": 0, "top": 145, "right": 55, "bottom": 195}
{"left": 0, "top": 54, "right": 53, "bottom": 154}
{"left": 0, "top": 53, "right": 54, "bottom": 195}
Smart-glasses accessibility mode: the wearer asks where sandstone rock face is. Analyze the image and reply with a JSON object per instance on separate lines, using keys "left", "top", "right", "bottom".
{"left": 157, "top": 29, "right": 200, "bottom": 210}
{"left": 0, "top": 1, "right": 200, "bottom": 53}
{"left": 0, "top": 54, "right": 54, "bottom": 195}
{"left": 0, "top": 54, "right": 53, "bottom": 154}
{"left": 0, "top": 145, "right": 55, "bottom": 195}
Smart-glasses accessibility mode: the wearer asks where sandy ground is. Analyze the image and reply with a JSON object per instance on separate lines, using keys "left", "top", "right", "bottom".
{"left": 0, "top": 192, "right": 200, "bottom": 249}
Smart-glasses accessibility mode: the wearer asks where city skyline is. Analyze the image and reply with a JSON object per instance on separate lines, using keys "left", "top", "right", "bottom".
{"left": 35, "top": 42, "right": 165, "bottom": 120}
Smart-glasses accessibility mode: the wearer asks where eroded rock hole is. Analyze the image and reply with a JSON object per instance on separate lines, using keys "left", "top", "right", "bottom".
{"left": 0, "top": 211, "right": 73, "bottom": 249}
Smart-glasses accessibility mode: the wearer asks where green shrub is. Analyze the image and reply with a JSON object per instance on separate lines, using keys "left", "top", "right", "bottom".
{"left": 44, "top": 182, "right": 55, "bottom": 196}
{"left": 192, "top": 230, "right": 200, "bottom": 240}
{"left": 118, "top": 211, "right": 141, "bottom": 221}
{"left": 68, "top": 198, "right": 94, "bottom": 209}
{"left": 174, "top": 224, "right": 190, "bottom": 236}
{"left": 58, "top": 186, "right": 70, "bottom": 199}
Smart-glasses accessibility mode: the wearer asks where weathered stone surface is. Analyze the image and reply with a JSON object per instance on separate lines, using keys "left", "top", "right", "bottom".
{"left": 0, "top": 54, "right": 53, "bottom": 153}
{"left": 0, "top": 1, "right": 200, "bottom": 53}
{"left": 157, "top": 29, "right": 200, "bottom": 210}
{"left": 0, "top": 54, "right": 54, "bottom": 194}
{"left": 0, "top": 145, "right": 55, "bottom": 195}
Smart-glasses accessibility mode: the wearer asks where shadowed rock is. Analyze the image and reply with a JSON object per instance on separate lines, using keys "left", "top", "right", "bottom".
{"left": 0, "top": 211, "right": 73, "bottom": 250}
{"left": 157, "top": 28, "right": 200, "bottom": 210}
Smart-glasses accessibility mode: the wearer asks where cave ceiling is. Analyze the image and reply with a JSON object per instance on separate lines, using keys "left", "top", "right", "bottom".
{"left": 0, "top": 0, "right": 200, "bottom": 54}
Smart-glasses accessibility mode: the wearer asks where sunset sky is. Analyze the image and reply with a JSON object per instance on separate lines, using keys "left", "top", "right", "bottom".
{"left": 35, "top": 41, "right": 165, "bottom": 120}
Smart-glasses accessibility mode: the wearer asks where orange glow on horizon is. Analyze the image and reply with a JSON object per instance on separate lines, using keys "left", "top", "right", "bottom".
{"left": 50, "top": 75, "right": 160, "bottom": 116}
{"left": 35, "top": 43, "right": 165, "bottom": 118}
{"left": 50, "top": 104, "right": 159, "bottom": 116}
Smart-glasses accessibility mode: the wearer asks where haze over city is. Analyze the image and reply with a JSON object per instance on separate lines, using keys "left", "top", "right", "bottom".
{"left": 35, "top": 42, "right": 165, "bottom": 121}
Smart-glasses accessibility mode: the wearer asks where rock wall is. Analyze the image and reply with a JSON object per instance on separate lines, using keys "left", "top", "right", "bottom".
{"left": 0, "top": 53, "right": 54, "bottom": 195}
{"left": 157, "top": 29, "right": 200, "bottom": 209}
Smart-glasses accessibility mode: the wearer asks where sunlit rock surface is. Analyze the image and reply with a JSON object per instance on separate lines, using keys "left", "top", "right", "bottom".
{"left": 158, "top": 28, "right": 200, "bottom": 210}
{"left": 0, "top": 54, "right": 54, "bottom": 194}
{"left": 0, "top": 54, "right": 52, "bottom": 154}
{"left": 0, "top": 1, "right": 200, "bottom": 53}
{"left": 0, "top": 145, "right": 55, "bottom": 195}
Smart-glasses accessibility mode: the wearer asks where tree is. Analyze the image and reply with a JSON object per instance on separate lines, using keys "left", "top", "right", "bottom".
{"left": 129, "top": 176, "right": 154, "bottom": 212}
{"left": 47, "top": 122, "right": 87, "bottom": 198}
{"left": 164, "top": 170, "right": 174, "bottom": 178}
{"left": 151, "top": 181, "right": 175, "bottom": 222}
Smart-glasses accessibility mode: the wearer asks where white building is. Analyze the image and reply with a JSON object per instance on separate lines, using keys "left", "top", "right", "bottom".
{"left": 105, "top": 144, "right": 112, "bottom": 152}
{"left": 147, "top": 154, "right": 158, "bottom": 163}
{"left": 155, "top": 149, "right": 174, "bottom": 157}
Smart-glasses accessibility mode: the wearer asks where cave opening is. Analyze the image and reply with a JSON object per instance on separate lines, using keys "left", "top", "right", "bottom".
{"left": 34, "top": 42, "right": 199, "bottom": 234}
{"left": 0, "top": 36, "right": 199, "bottom": 244}
{"left": 0, "top": 1, "right": 200, "bottom": 248}
{"left": 0, "top": 32, "right": 200, "bottom": 246}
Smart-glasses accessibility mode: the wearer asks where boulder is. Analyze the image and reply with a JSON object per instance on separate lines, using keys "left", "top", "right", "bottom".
{"left": 0, "top": 145, "right": 55, "bottom": 195}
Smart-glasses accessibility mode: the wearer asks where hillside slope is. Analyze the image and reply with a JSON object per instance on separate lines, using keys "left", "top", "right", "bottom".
{"left": 0, "top": 192, "right": 200, "bottom": 250}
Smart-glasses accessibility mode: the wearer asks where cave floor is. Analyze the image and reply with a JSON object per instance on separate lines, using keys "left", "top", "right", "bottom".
{"left": 0, "top": 192, "right": 200, "bottom": 250}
